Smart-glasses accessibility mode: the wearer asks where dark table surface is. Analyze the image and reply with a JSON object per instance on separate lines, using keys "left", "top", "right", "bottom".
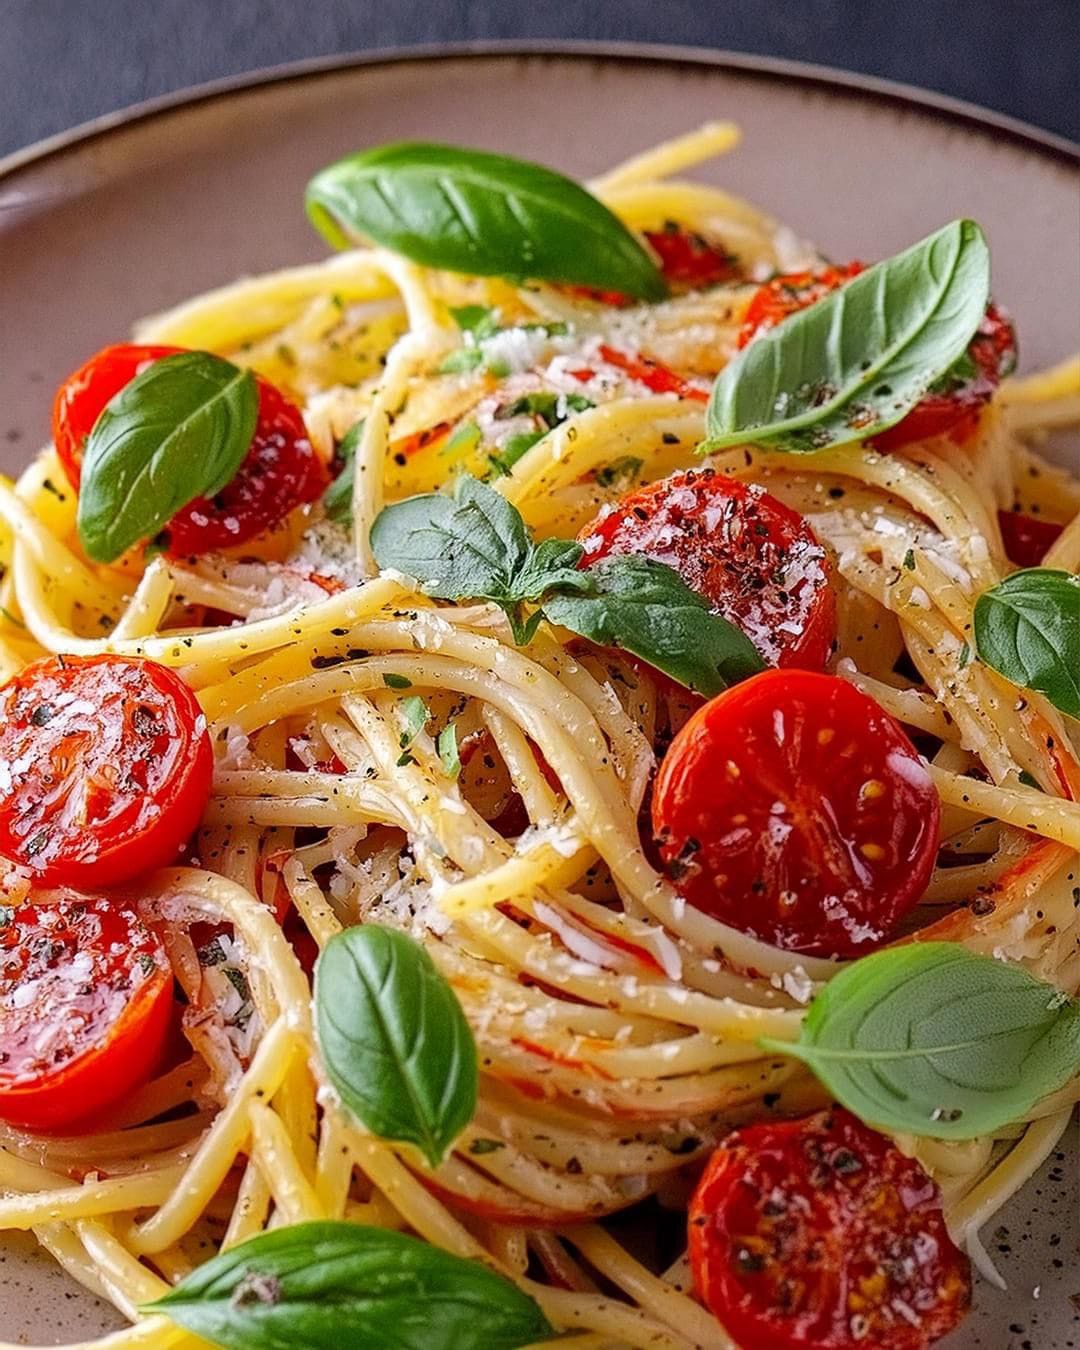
{"left": 2, "top": 0, "right": 1078, "bottom": 159}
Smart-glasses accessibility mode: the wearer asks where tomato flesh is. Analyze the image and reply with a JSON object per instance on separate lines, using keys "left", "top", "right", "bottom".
{"left": 52, "top": 343, "right": 327, "bottom": 556}
{"left": 0, "top": 654, "right": 212, "bottom": 888}
{"left": 0, "top": 897, "right": 173, "bottom": 1129}
{"left": 997, "top": 510, "right": 1064, "bottom": 568}
{"left": 738, "top": 269, "right": 1016, "bottom": 450}
{"left": 596, "top": 344, "right": 710, "bottom": 402}
{"left": 644, "top": 223, "right": 737, "bottom": 290}
{"left": 689, "top": 1108, "right": 970, "bottom": 1350}
{"left": 579, "top": 469, "right": 836, "bottom": 669}
{"left": 652, "top": 669, "right": 939, "bottom": 957}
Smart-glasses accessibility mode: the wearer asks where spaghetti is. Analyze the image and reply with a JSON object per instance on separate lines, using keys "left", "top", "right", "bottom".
{"left": 0, "top": 124, "right": 1077, "bottom": 1349}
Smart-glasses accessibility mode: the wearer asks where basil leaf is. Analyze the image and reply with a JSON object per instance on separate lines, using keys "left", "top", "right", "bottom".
{"left": 544, "top": 555, "right": 767, "bottom": 696}
{"left": 704, "top": 219, "right": 990, "bottom": 452}
{"left": 77, "top": 351, "right": 258, "bottom": 562}
{"left": 398, "top": 696, "right": 430, "bottom": 748}
{"left": 145, "top": 1221, "right": 551, "bottom": 1350}
{"left": 314, "top": 925, "right": 477, "bottom": 1168}
{"left": 973, "top": 568, "right": 1080, "bottom": 718}
{"left": 305, "top": 141, "right": 666, "bottom": 301}
{"left": 514, "top": 537, "right": 590, "bottom": 599}
{"left": 322, "top": 418, "right": 365, "bottom": 525}
{"left": 450, "top": 304, "right": 499, "bottom": 339}
{"left": 761, "top": 943, "right": 1080, "bottom": 1140}
{"left": 371, "top": 474, "right": 531, "bottom": 603}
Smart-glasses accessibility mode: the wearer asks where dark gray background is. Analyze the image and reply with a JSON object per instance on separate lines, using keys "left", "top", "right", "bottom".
{"left": 2, "top": 0, "right": 1078, "bottom": 158}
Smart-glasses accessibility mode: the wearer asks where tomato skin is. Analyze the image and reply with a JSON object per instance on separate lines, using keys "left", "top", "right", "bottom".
{"left": 997, "top": 510, "right": 1064, "bottom": 568}
{"left": 579, "top": 469, "right": 836, "bottom": 670}
{"left": 0, "top": 897, "right": 173, "bottom": 1129}
{"left": 0, "top": 654, "right": 212, "bottom": 888}
{"left": 652, "top": 670, "right": 939, "bottom": 957}
{"left": 643, "top": 224, "right": 737, "bottom": 290}
{"left": 738, "top": 269, "right": 1016, "bottom": 451}
{"left": 596, "top": 344, "right": 710, "bottom": 402}
{"left": 689, "top": 1109, "right": 970, "bottom": 1350}
{"left": 52, "top": 343, "right": 327, "bottom": 556}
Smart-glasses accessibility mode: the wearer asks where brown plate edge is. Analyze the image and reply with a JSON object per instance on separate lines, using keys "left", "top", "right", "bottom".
{"left": 1, "top": 38, "right": 1077, "bottom": 189}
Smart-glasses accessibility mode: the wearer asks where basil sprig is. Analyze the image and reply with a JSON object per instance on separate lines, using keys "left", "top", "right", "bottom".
{"left": 77, "top": 351, "right": 258, "bottom": 562}
{"left": 314, "top": 925, "right": 477, "bottom": 1168}
{"left": 704, "top": 219, "right": 990, "bottom": 453}
{"left": 973, "top": 568, "right": 1079, "bottom": 718}
{"left": 761, "top": 943, "right": 1080, "bottom": 1140}
{"left": 370, "top": 474, "right": 764, "bottom": 694}
{"left": 145, "top": 1221, "right": 552, "bottom": 1350}
{"left": 305, "top": 142, "right": 666, "bottom": 301}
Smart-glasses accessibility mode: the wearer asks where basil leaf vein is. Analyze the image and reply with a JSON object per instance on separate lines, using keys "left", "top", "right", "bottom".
{"left": 305, "top": 142, "right": 666, "bottom": 301}
{"left": 761, "top": 943, "right": 1080, "bottom": 1139}
{"left": 145, "top": 1221, "right": 551, "bottom": 1350}
{"left": 973, "top": 567, "right": 1080, "bottom": 718}
{"left": 704, "top": 219, "right": 990, "bottom": 453}
{"left": 77, "top": 351, "right": 258, "bottom": 562}
{"left": 544, "top": 555, "right": 766, "bottom": 697}
{"left": 314, "top": 925, "right": 477, "bottom": 1168}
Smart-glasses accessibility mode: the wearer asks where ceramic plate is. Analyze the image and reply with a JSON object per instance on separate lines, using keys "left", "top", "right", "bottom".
{"left": 0, "top": 42, "right": 1076, "bottom": 1349}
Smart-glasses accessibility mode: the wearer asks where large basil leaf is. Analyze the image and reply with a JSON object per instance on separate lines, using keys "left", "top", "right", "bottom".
{"left": 544, "top": 555, "right": 767, "bottom": 697}
{"left": 705, "top": 219, "right": 990, "bottom": 452}
{"left": 761, "top": 943, "right": 1080, "bottom": 1140}
{"left": 77, "top": 351, "right": 257, "bottom": 562}
{"left": 314, "top": 925, "right": 477, "bottom": 1168}
{"left": 146, "top": 1221, "right": 552, "bottom": 1350}
{"left": 305, "top": 142, "right": 666, "bottom": 301}
{"left": 973, "top": 568, "right": 1079, "bottom": 718}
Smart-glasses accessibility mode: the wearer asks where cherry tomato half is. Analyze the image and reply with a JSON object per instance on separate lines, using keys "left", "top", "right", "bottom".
{"left": 0, "top": 654, "right": 212, "bottom": 888}
{"left": 652, "top": 669, "right": 939, "bottom": 957}
{"left": 579, "top": 469, "right": 836, "bottom": 669}
{"left": 52, "top": 343, "right": 327, "bottom": 556}
{"left": 738, "top": 268, "right": 1016, "bottom": 451}
{"left": 0, "top": 897, "right": 173, "bottom": 1129}
{"left": 997, "top": 509, "right": 1064, "bottom": 569}
{"left": 689, "top": 1108, "right": 970, "bottom": 1350}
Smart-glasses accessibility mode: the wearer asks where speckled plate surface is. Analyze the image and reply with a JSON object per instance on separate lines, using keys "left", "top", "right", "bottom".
{"left": 0, "top": 42, "right": 1076, "bottom": 1350}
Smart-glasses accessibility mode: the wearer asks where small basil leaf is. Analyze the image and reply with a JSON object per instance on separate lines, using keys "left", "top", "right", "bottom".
{"left": 77, "top": 351, "right": 258, "bottom": 562}
{"left": 515, "top": 538, "right": 590, "bottom": 600}
{"left": 305, "top": 141, "right": 666, "bottom": 301}
{"left": 370, "top": 474, "right": 531, "bottom": 602}
{"left": 314, "top": 925, "right": 477, "bottom": 1167}
{"left": 544, "top": 555, "right": 766, "bottom": 696}
{"left": 760, "top": 943, "right": 1080, "bottom": 1140}
{"left": 704, "top": 219, "right": 990, "bottom": 452}
{"left": 449, "top": 304, "right": 500, "bottom": 338}
{"left": 322, "top": 418, "right": 365, "bottom": 525}
{"left": 145, "top": 1221, "right": 551, "bottom": 1350}
{"left": 973, "top": 568, "right": 1080, "bottom": 718}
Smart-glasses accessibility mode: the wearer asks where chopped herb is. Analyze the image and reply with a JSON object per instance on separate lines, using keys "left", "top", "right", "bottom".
{"left": 489, "top": 430, "right": 545, "bottom": 477}
{"left": 382, "top": 673, "right": 412, "bottom": 690}
{"left": 0, "top": 606, "right": 26, "bottom": 629}
{"left": 957, "top": 641, "right": 971, "bottom": 667}
{"left": 1018, "top": 770, "right": 1041, "bottom": 789}
{"left": 223, "top": 965, "right": 251, "bottom": 1001}
{"left": 396, "top": 750, "right": 417, "bottom": 767}
{"left": 398, "top": 696, "right": 429, "bottom": 749}
{"left": 437, "top": 723, "right": 461, "bottom": 779}
{"left": 468, "top": 1138, "right": 505, "bottom": 1155}
{"left": 441, "top": 421, "right": 482, "bottom": 458}
{"left": 322, "top": 418, "right": 366, "bottom": 525}
{"left": 198, "top": 937, "right": 227, "bottom": 967}
{"left": 438, "top": 347, "right": 485, "bottom": 375}
{"left": 449, "top": 305, "right": 499, "bottom": 339}
{"left": 902, "top": 548, "right": 916, "bottom": 570}
{"left": 595, "top": 455, "right": 644, "bottom": 489}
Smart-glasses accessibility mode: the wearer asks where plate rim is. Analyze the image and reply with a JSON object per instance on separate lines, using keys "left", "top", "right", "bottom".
{"left": 1, "top": 37, "right": 1077, "bottom": 185}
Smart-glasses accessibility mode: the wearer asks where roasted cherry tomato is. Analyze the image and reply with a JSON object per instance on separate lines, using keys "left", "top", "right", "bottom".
{"left": 738, "top": 268, "right": 1016, "bottom": 451}
{"left": 0, "top": 897, "right": 173, "bottom": 1129}
{"left": 652, "top": 669, "right": 939, "bottom": 956}
{"left": 52, "top": 343, "right": 327, "bottom": 555}
{"left": 997, "top": 509, "right": 1064, "bottom": 568}
{"left": 0, "top": 654, "right": 212, "bottom": 888}
{"left": 644, "top": 223, "right": 737, "bottom": 290}
{"left": 689, "top": 1108, "right": 970, "bottom": 1350}
{"left": 579, "top": 469, "right": 836, "bottom": 669}
{"left": 736, "top": 263, "right": 865, "bottom": 349}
